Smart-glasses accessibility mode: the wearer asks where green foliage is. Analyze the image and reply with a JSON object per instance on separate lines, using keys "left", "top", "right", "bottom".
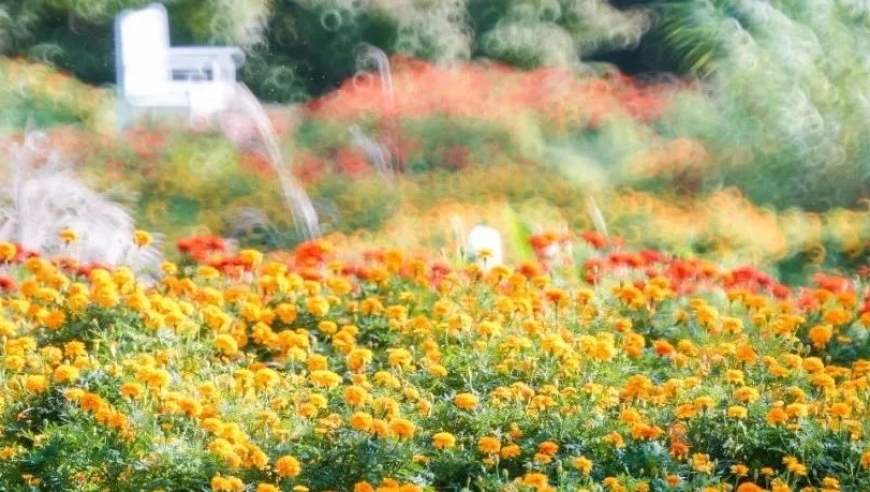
{"left": 653, "top": 0, "right": 870, "bottom": 210}
{"left": 0, "top": 0, "right": 655, "bottom": 102}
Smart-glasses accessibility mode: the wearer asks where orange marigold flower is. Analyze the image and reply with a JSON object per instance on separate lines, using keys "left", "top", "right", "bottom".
{"left": 24, "top": 375, "right": 48, "bottom": 393}
{"left": 766, "top": 407, "right": 789, "bottom": 426}
{"left": 343, "top": 385, "right": 369, "bottom": 407}
{"left": 349, "top": 412, "right": 373, "bottom": 431}
{"left": 500, "top": 443, "right": 522, "bottom": 459}
{"left": 521, "top": 472, "right": 549, "bottom": 489}
{"left": 478, "top": 436, "right": 501, "bottom": 455}
{"left": 808, "top": 324, "right": 834, "bottom": 349}
{"left": 274, "top": 455, "right": 302, "bottom": 477}
{"left": 454, "top": 392, "right": 479, "bottom": 410}
{"left": 432, "top": 432, "right": 456, "bottom": 449}
{"left": 735, "top": 483, "right": 765, "bottom": 492}
{"left": 537, "top": 440, "right": 559, "bottom": 456}
{"left": 388, "top": 418, "right": 415, "bottom": 439}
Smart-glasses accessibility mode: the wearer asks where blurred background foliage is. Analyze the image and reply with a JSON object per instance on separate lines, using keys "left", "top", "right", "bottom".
{"left": 0, "top": 0, "right": 658, "bottom": 100}
{"left": 6, "top": 0, "right": 870, "bottom": 283}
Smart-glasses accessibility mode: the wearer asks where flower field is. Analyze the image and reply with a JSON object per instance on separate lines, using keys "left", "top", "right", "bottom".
{"left": 5, "top": 4, "right": 870, "bottom": 488}
{"left": 2, "top": 229, "right": 870, "bottom": 491}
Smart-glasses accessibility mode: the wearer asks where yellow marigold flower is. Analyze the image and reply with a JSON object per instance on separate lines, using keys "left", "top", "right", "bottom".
{"left": 733, "top": 386, "right": 760, "bottom": 403}
{"left": 119, "top": 383, "right": 144, "bottom": 400}
{"left": 427, "top": 363, "right": 448, "bottom": 378}
{"left": 603, "top": 432, "right": 625, "bottom": 448}
{"left": 309, "top": 369, "right": 341, "bottom": 388}
{"left": 478, "top": 436, "right": 501, "bottom": 455}
{"left": 0, "top": 242, "right": 16, "bottom": 261}
{"left": 861, "top": 450, "right": 870, "bottom": 469}
{"left": 52, "top": 364, "right": 80, "bottom": 384}
{"left": 432, "top": 431, "right": 456, "bottom": 449}
{"left": 454, "top": 392, "right": 479, "bottom": 410}
{"left": 213, "top": 334, "right": 239, "bottom": 356}
{"left": 239, "top": 249, "right": 263, "bottom": 266}
{"left": 573, "top": 455, "right": 593, "bottom": 476}
{"left": 256, "top": 484, "right": 280, "bottom": 492}
{"left": 691, "top": 453, "right": 713, "bottom": 474}
{"left": 724, "top": 369, "right": 745, "bottom": 385}
{"left": 388, "top": 418, "right": 415, "bottom": 439}
{"left": 727, "top": 405, "right": 748, "bottom": 419}
{"left": 178, "top": 397, "right": 203, "bottom": 417}
{"left": 211, "top": 475, "right": 246, "bottom": 492}
{"left": 254, "top": 368, "right": 281, "bottom": 389}
{"left": 731, "top": 463, "right": 750, "bottom": 477}
{"left": 387, "top": 348, "right": 413, "bottom": 368}
{"left": 821, "top": 477, "right": 839, "bottom": 489}
{"left": 133, "top": 230, "right": 153, "bottom": 248}
{"left": 274, "top": 455, "right": 302, "bottom": 477}
{"left": 24, "top": 374, "right": 48, "bottom": 393}
{"left": 58, "top": 228, "right": 77, "bottom": 244}
{"left": 783, "top": 456, "right": 807, "bottom": 475}
{"left": 305, "top": 295, "right": 330, "bottom": 318}
{"left": 350, "top": 412, "right": 373, "bottom": 431}
{"left": 346, "top": 347, "right": 373, "bottom": 372}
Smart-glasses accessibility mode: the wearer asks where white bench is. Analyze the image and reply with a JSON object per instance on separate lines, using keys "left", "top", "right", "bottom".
{"left": 114, "top": 3, "right": 246, "bottom": 128}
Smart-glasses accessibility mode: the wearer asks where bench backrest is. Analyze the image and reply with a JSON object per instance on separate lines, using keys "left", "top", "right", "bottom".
{"left": 115, "top": 3, "right": 171, "bottom": 98}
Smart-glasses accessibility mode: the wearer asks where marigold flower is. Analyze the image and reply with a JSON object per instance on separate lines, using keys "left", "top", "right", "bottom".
{"left": 24, "top": 375, "right": 48, "bottom": 393}
{"left": 274, "top": 455, "right": 302, "bottom": 477}
{"left": 477, "top": 436, "right": 501, "bottom": 455}
{"left": 309, "top": 369, "right": 341, "bottom": 388}
{"left": 0, "top": 242, "right": 16, "bottom": 262}
{"left": 52, "top": 364, "right": 80, "bottom": 384}
{"left": 766, "top": 407, "right": 789, "bottom": 425}
{"left": 211, "top": 475, "right": 246, "bottom": 492}
{"left": 735, "top": 483, "right": 765, "bottom": 492}
{"left": 213, "top": 334, "right": 239, "bottom": 356}
{"left": 388, "top": 418, "right": 415, "bottom": 439}
{"left": 133, "top": 230, "right": 153, "bottom": 248}
{"left": 808, "top": 324, "right": 834, "bottom": 349}
{"left": 521, "top": 472, "right": 549, "bottom": 490}
{"left": 603, "top": 432, "right": 625, "bottom": 448}
{"left": 432, "top": 431, "right": 456, "bottom": 449}
{"left": 58, "top": 228, "right": 77, "bottom": 245}
{"left": 500, "top": 443, "right": 522, "bottom": 459}
{"left": 343, "top": 385, "right": 369, "bottom": 407}
{"left": 454, "top": 392, "right": 479, "bottom": 410}
{"left": 727, "top": 405, "right": 748, "bottom": 419}
{"left": 353, "top": 482, "right": 375, "bottom": 492}
{"left": 573, "top": 455, "right": 593, "bottom": 476}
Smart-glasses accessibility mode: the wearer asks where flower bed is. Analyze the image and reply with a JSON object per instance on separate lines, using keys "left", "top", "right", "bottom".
{"left": 1, "top": 232, "right": 870, "bottom": 491}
